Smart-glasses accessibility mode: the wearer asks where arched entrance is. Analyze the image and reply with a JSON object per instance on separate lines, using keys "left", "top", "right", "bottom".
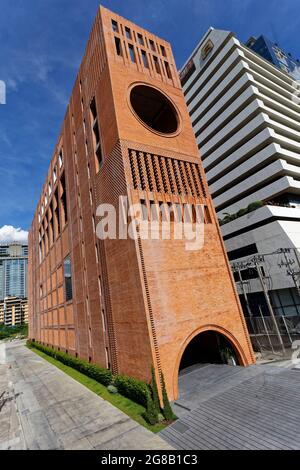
{"left": 172, "top": 326, "right": 247, "bottom": 400}
{"left": 179, "top": 330, "right": 240, "bottom": 371}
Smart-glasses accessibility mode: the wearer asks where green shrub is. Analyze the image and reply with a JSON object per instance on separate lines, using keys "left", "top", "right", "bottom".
{"left": 160, "top": 372, "right": 176, "bottom": 421}
{"left": 142, "top": 393, "right": 158, "bottom": 425}
{"left": 247, "top": 201, "right": 263, "bottom": 212}
{"left": 113, "top": 374, "right": 149, "bottom": 407}
{"left": 237, "top": 208, "right": 248, "bottom": 218}
{"left": 219, "top": 201, "right": 264, "bottom": 226}
{"left": 26, "top": 340, "right": 112, "bottom": 386}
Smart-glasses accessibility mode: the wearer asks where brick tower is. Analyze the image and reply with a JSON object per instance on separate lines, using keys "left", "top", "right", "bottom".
{"left": 28, "top": 6, "right": 255, "bottom": 401}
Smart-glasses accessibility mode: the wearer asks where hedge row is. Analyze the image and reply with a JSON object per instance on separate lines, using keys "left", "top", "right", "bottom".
{"left": 27, "top": 340, "right": 176, "bottom": 424}
{"left": 27, "top": 340, "right": 112, "bottom": 386}
{"left": 113, "top": 374, "right": 149, "bottom": 408}
{"left": 27, "top": 340, "right": 149, "bottom": 407}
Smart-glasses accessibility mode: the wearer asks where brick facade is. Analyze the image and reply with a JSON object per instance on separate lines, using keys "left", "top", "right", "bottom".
{"left": 28, "top": 6, "right": 255, "bottom": 400}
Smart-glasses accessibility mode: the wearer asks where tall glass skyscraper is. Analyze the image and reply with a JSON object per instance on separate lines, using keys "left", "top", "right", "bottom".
{"left": 0, "top": 244, "right": 28, "bottom": 300}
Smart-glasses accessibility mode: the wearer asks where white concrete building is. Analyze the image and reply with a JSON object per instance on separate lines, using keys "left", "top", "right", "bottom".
{"left": 181, "top": 28, "right": 300, "bottom": 317}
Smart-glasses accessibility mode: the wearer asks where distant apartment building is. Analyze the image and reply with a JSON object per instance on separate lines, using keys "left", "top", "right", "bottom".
{"left": 0, "top": 243, "right": 28, "bottom": 325}
{"left": 181, "top": 28, "right": 300, "bottom": 318}
{"left": 0, "top": 297, "right": 28, "bottom": 326}
{"left": 28, "top": 7, "right": 254, "bottom": 401}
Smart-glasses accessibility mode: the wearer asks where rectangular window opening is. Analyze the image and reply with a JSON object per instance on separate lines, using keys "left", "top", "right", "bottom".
{"left": 114, "top": 37, "right": 122, "bottom": 56}
{"left": 160, "top": 45, "right": 166, "bottom": 57}
{"left": 149, "top": 39, "right": 156, "bottom": 51}
{"left": 125, "top": 27, "right": 131, "bottom": 39}
{"left": 153, "top": 56, "right": 161, "bottom": 74}
{"left": 141, "top": 50, "right": 149, "bottom": 69}
{"left": 128, "top": 44, "right": 136, "bottom": 63}
{"left": 112, "top": 20, "right": 118, "bottom": 33}
{"left": 64, "top": 255, "right": 73, "bottom": 302}
{"left": 137, "top": 33, "right": 144, "bottom": 45}
{"left": 165, "top": 61, "right": 172, "bottom": 79}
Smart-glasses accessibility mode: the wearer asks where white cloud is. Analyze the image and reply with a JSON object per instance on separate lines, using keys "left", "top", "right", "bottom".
{"left": 0, "top": 225, "right": 28, "bottom": 244}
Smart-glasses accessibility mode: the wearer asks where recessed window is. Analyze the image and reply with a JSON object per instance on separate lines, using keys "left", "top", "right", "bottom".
{"left": 125, "top": 27, "right": 131, "bottom": 39}
{"left": 128, "top": 44, "right": 136, "bottom": 63}
{"left": 114, "top": 37, "right": 122, "bottom": 56}
{"left": 60, "top": 172, "right": 68, "bottom": 226}
{"left": 58, "top": 150, "right": 63, "bottom": 168}
{"left": 53, "top": 167, "right": 57, "bottom": 184}
{"left": 130, "top": 84, "right": 179, "bottom": 135}
{"left": 149, "top": 39, "right": 156, "bottom": 51}
{"left": 153, "top": 56, "right": 161, "bottom": 74}
{"left": 111, "top": 20, "right": 118, "bottom": 33}
{"left": 64, "top": 256, "right": 73, "bottom": 302}
{"left": 141, "top": 50, "right": 149, "bottom": 69}
{"left": 90, "top": 97, "right": 103, "bottom": 172}
{"left": 165, "top": 61, "right": 172, "bottom": 79}
{"left": 45, "top": 192, "right": 48, "bottom": 206}
{"left": 137, "top": 33, "right": 144, "bottom": 45}
{"left": 160, "top": 45, "right": 166, "bottom": 57}
{"left": 48, "top": 182, "right": 52, "bottom": 196}
{"left": 90, "top": 97, "right": 97, "bottom": 123}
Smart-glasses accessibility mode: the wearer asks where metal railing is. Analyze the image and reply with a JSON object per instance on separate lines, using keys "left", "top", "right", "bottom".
{"left": 246, "top": 315, "right": 300, "bottom": 356}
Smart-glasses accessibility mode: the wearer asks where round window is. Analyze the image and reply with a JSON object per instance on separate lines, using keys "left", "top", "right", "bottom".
{"left": 130, "top": 84, "right": 179, "bottom": 135}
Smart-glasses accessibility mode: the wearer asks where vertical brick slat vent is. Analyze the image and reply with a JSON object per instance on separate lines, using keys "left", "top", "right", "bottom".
{"left": 128, "top": 149, "right": 207, "bottom": 198}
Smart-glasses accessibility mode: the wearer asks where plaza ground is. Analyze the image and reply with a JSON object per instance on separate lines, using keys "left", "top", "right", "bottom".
{"left": 161, "top": 361, "right": 300, "bottom": 450}
{"left": 1, "top": 339, "right": 300, "bottom": 450}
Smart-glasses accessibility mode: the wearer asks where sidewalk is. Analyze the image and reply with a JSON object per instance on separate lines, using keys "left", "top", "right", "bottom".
{"left": 0, "top": 340, "right": 172, "bottom": 450}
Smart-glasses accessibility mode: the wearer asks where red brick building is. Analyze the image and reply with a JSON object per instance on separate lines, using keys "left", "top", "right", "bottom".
{"left": 28, "top": 5, "right": 255, "bottom": 400}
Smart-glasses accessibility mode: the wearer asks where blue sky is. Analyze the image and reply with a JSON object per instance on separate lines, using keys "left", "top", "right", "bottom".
{"left": 0, "top": 0, "right": 299, "bottom": 240}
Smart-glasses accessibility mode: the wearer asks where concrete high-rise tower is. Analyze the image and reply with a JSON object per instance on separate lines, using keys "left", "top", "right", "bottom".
{"left": 28, "top": 7, "right": 254, "bottom": 400}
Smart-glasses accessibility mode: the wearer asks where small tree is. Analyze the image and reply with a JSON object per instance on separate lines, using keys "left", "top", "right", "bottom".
{"left": 160, "top": 372, "right": 176, "bottom": 421}
{"left": 142, "top": 392, "right": 158, "bottom": 425}
{"left": 150, "top": 366, "right": 161, "bottom": 414}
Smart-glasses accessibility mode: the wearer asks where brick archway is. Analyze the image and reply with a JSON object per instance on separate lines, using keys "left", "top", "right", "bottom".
{"left": 172, "top": 324, "right": 249, "bottom": 400}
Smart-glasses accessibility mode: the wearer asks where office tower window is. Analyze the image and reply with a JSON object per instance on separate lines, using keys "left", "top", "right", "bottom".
{"left": 90, "top": 97, "right": 103, "bottom": 172}
{"left": 111, "top": 19, "right": 118, "bottom": 32}
{"left": 48, "top": 182, "right": 52, "bottom": 196}
{"left": 137, "top": 33, "right": 144, "bottom": 45}
{"left": 125, "top": 27, "right": 131, "bottom": 39}
{"left": 64, "top": 255, "right": 73, "bottom": 302}
{"left": 141, "top": 50, "right": 149, "bottom": 69}
{"left": 128, "top": 44, "right": 136, "bottom": 63}
{"left": 114, "top": 37, "right": 122, "bottom": 56}
{"left": 45, "top": 192, "right": 48, "bottom": 206}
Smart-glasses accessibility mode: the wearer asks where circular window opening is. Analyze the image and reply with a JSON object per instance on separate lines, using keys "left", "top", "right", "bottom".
{"left": 130, "top": 85, "right": 179, "bottom": 135}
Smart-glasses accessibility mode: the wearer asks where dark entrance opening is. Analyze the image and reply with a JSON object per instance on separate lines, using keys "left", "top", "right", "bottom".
{"left": 179, "top": 331, "right": 239, "bottom": 372}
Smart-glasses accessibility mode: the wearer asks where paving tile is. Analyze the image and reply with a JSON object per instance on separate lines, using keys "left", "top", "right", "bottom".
{"left": 0, "top": 340, "right": 172, "bottom": 450}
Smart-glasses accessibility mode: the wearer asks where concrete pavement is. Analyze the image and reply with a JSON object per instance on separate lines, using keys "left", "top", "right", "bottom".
{"left": 0, "top": 340, "right": 172, "bottom": 450}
